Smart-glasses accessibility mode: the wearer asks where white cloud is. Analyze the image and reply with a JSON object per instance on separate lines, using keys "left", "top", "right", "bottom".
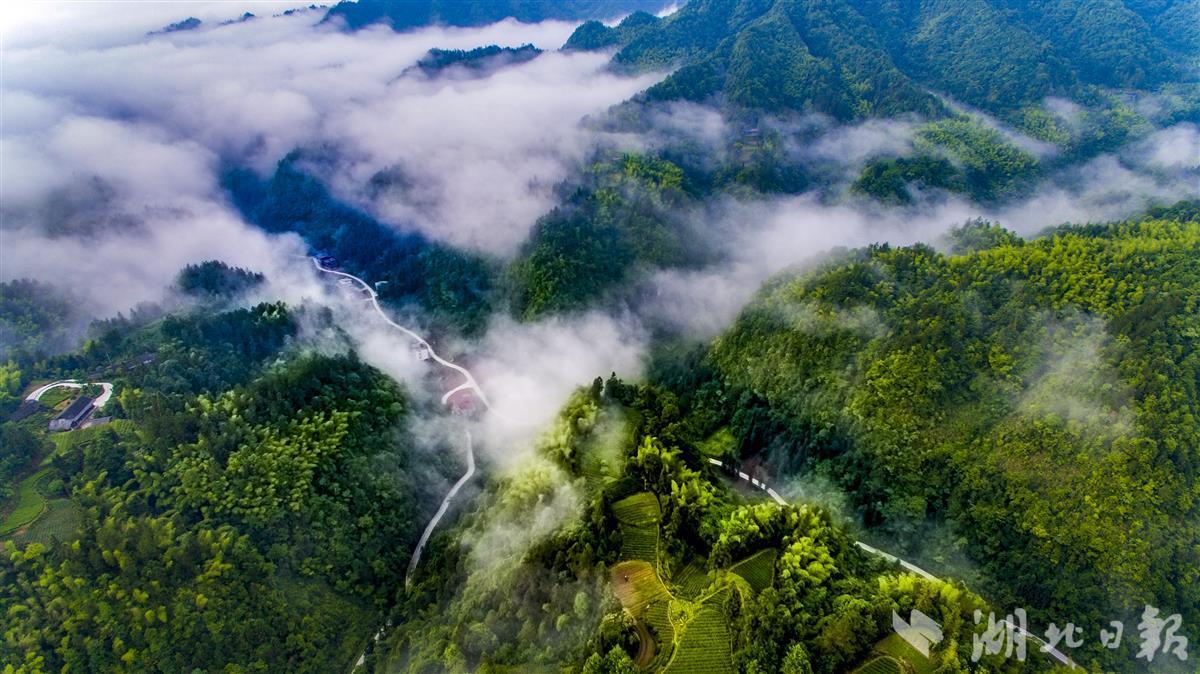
{"left": 800, "top": 116, "right": 919, "bottom": 165}
{"left": 1, "top": 5, "right": 664, "bottom": 318}
{"left": 637, "top": 139, "right": 1199, "bottom": 337}
{"left": 3, "top": 7, "right": 665, "bottom": 294}
{"left": 327, "top": 48, "right": 661, "bottom": 254}
{"left": 470, "top": 311, "right": 646, "bottom": 460}
{"left": 1129, "top": 123, "right": 1200, "bottom": 171}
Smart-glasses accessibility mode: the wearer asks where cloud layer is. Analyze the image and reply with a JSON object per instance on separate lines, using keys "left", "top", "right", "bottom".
{"left": 2, "top": 5, "right": 664, "bottom": 321}
{"left": 636, "top": 118, "right": 1200, "bottom": 337}
{"left": 4, "top": 7, "right": 661, "bottom": 258}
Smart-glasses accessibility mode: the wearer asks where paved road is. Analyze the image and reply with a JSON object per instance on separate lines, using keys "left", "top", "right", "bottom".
{"left": 27, "top": 380, "right": 114, "bottom": 409}
{"left": 313, "top": 259, "right": 492, "bottom": 409}
{"left": 312, "top": 259, "right": 485, "bottom": 672}
{"left": 312, "top": 259, "right": 488, "bottom": 574}
{"left": 706, "top": 458, "right": 1076, "bottom": 669}
{"left": 405, "top": 429, "right": 476, "bottom": 588}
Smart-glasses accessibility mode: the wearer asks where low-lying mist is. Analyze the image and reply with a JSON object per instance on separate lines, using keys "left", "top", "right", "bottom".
{"left": 2, "top": 5, "right": 662, "bottom": 313}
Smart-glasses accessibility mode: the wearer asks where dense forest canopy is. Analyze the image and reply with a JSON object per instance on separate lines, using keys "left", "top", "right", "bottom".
{"left": 697, "top": 208, "right": 1200, "bottom": 668}
{"left": 176, "top": 260, "right": 265, "bottom": 299}
{"left": 3, "top": 205, "right": 1196, "bottom": 672}
{"left": 0, "top": 300, "right": 450, "bottom": 672}
{"left": 572, "top": 0, "right": 1198, "bottom": 125}
{"left": 415, "top": 44, "right": 543, "bottom": 75}
{"left": 0, "top": 281, "right": 87, "bottom": 363}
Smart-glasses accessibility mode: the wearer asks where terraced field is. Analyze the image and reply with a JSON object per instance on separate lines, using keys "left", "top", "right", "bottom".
{"left": 662, "top": 604, "right": 734, "bottom": 674}
{"left": 870, "top": 633, "right": 936, "bottom": 674}
{"left": 605, "top": 492, "right": 742, "bottom": 674}
{"left": 13, "top": 498, "right": 80, "bottom": 546}
{"left": 620, "top": 524, "right": 658, "bottom": 561}
{"left": 854, "top": 655, "right": 906, "bottom": 674}
{"left": 614, "top": 492, "right": 661, "bottom": 562}
{"left": 672, "top": 561, "right": 712, "bottom": 599}
{"left": 611, "top": 561, "right": 670, "bottom": 616}
{"left": 612, "top": 492, "right": 661, "bottom": 525}
{"left": 729, "top": 548, "right": 777, "bottom": 593}
{"left": 1, "top": 419, "right": 135, "bottom": 540}
{"left": 578, "top": 453, "right": 612, "bottom": 487}
{"left": 644, "top": 601, "right": 676, "bottom": 660}
{"left": 47, "top": 419, "right": 136, "bottom": 464}
{"left": 0, "top": 469, "right": 50, "bottom": 535}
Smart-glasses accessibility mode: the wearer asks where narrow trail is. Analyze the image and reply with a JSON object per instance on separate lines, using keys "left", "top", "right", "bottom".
{"left": 312, "top": 259, "right": 485, "bottom": 671}
{"left": 632, "top": 619, "right": 655, "bottom": 667}
{"left": 706, "top": 458, "right": 1076, "bottom": 669}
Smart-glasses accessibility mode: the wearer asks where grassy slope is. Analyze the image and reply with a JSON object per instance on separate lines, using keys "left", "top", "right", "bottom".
{"left": 0, "top": 469, "right": 49, "bottom": 534}
{"left": 728, "top": 548, "right": 777, "bottom": 593}
{"left": 12, "top": 498, "right": 81, "bottom": 546}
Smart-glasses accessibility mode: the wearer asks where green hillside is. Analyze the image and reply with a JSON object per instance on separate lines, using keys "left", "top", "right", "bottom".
{"left": 573, "top": 0, "right": 1197, "bottom": 123}
{"left": 0, "top": 304, "right": 434, "bottom": 672}
{"left": 506, "top": 154, "right": 708, "bottom": 319}
{"left": 700, "top": 207, "right": 1200, "bottom": 666}
{"left": 387, "top": 388, "right": 1003, "bottom": 673}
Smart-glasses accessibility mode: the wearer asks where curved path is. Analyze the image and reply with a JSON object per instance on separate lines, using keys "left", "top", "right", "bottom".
{"left": 632, "top": 619, "right": 656, "bottom": 667}
{"left": 313, "top": 258, "right": 492, "bottom": 409}
{"left": 27, "top": 380, "right": 114, "bottom": 409}
{"left": 312, "top": 260, "right": 489, "bottom": 670}
{"left": 706, "top": 458, "right": 1076, "bottom": 669}
{"left": 310, "top": 260, "right": 487, "bottom": 583}
{"left": 405, "top": 429, "right": 476, "bottom": 588}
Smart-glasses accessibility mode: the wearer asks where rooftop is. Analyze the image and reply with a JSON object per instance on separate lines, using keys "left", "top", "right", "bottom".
{"left": 54, "top": 396, "right": 95, "bottom": 421}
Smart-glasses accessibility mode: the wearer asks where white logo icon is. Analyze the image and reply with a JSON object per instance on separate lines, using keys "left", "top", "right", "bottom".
{"left": 893, "top": 609, "right": 944, "bottom": 658}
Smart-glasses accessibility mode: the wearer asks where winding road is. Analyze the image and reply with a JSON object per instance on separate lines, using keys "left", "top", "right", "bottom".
{"left": 313, "top": 259, "right": 492, "bottom": 409}
{"left": 405, "top": 429, "right": 475, "bottom": 589}
{"left": 706, "top": 457, "right": 1076, "bottom": 669}
{"left": 27, "top": 380, "right": 114, "bottom": 410}
{"left": 312, "top": 259, "right": 486, "bottom": 583}
{"left": 313, "top": 259, "right": 489, "bottom": 671}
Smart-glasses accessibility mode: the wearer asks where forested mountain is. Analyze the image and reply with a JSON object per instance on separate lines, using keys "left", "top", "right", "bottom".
{"left": 6, "top": 2, "right": 1199, "bottom": 672}
{"left": 323, "top": 0, "right": 674, "bottom": 31}
{"left": 854, "top": 116, "right": 1042, "bottom": 203}
{"left": 507, "top": 154, "right": 711, "bottom": 319}
{"left": 386, "top": 195, "right": 1200, "bottom": 671}
{"left": 176, "top": 260, "right": 265, "bottom": 299}
{"left": 0, "top": 281, "right": 85, "bottom": 362}
{"left": 0, "top": 301, "right": 447, "bottom": 671}
{"left": 571, "top": 0, "right": 1198, "bottom": 123}
{"left": 677, "top": 206, "right": 1200, "bottom": 668}
{"left": 390, "top": 384, "right": 1011, "bottom": 673}
{"left": 415, "top": 44, "right": 543, "bottom": 75}
{"left": 4, "top": 204, "right": 1195, "bottom": 672}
